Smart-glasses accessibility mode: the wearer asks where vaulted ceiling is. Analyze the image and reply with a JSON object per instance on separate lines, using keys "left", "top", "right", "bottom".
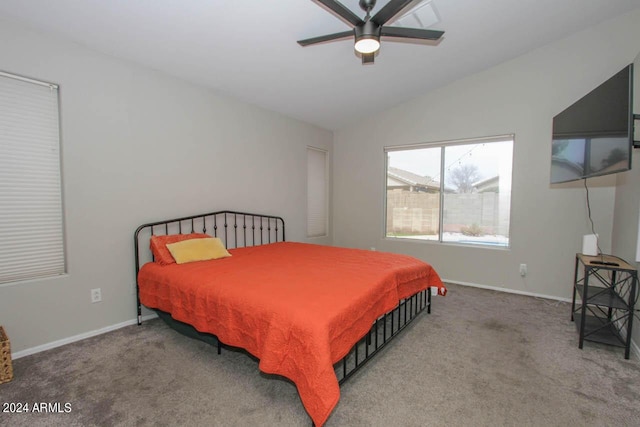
{"left": 1, "top": 0, "right": 639, "bottom": 130}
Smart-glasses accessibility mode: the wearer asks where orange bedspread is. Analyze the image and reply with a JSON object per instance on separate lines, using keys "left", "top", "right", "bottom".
{"left": 138, "top": 242, "right": 445, "bottom": 426}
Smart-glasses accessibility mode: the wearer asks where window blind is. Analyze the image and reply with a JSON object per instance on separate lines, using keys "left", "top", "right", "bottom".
{"left": 0, "top": 72, "right": 65, "bottom": 284}
{"left": 307, "top": 147, "right": 328, "bottom": 238}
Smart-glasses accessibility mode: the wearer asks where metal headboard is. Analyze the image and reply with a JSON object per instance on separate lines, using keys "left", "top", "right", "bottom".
{"left": 134, "top": 210, "right": 285, "bottom": 324}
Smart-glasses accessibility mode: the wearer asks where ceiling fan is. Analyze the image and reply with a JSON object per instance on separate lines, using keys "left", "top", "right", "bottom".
{"left": 297, "top": 0, "right": 445, "bottom": 64}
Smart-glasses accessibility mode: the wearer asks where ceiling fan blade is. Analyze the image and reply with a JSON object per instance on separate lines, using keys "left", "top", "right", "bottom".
{"left": 314, "top": 0, "right": 364, "bottom": 27}
{"left": 297, "top": 30, "right": 354, "bottom": 46}
{"left": 380, "top": 26, "right": 444, "bottom": 40}
{"left": 371, "top": 0, "right": 416, "bottom": 26}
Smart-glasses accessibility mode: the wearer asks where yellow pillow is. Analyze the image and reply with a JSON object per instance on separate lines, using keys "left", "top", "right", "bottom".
{"left": 165, "top": 237, "right": 231, "bottom": 264}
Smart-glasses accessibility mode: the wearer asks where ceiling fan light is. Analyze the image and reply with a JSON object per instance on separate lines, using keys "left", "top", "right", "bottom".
{"left": 355, "top": 36, "right": 380, "bottom": 54}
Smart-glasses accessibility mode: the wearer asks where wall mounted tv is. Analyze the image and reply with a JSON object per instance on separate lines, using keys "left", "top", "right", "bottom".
{"left": 550, "top": 64, "right": 634, "bottom": 184}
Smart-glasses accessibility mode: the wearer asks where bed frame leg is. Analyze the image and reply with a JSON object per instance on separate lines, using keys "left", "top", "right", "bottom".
{"left": 217, "top": 340, "right": 222, "bottom": 355}
{"left": 136, "top": 287, "right": 142, "bottom": 325}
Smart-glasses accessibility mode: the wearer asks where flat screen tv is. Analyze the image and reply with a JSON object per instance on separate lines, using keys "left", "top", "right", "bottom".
{"left": 550, "top": 64, "right": 634, "bottom": 184}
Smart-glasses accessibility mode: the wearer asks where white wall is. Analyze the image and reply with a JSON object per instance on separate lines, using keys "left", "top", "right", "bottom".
{"left": 333, "top": 9, "right": 640, "bottom": 300}
{"left": 0, "top": 20, "right": 333, "bottom": 353}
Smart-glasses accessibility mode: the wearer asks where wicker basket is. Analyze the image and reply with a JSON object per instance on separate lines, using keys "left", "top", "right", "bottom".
{"left": 0, "top": 326, "right": 13, "bottom": 384}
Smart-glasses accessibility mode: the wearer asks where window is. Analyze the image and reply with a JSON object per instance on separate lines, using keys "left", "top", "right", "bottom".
{"left": 0, "top": 71, "right": 65, "bottom": 284}
{"left": 385, "top": 136, "right": 513, "bottom": 247}
{"left": 307, "top": 146, "right": 328, "bottom": 237}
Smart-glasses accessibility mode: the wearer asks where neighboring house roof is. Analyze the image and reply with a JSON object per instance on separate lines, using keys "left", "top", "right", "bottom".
{"left": 387, "top": 167, "right": 440, "bottom": 191}
{"left": 472, "top": 175, "right": 499, "bottom": 192}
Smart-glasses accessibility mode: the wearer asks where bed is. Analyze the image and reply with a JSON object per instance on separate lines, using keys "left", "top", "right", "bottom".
{"left": 134, "top": 210, "right": 446, "bottom": 426}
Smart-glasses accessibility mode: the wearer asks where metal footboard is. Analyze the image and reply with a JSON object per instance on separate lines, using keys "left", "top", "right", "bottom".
{"left": 336, "top": 288, "right": 431, "bottom": 384}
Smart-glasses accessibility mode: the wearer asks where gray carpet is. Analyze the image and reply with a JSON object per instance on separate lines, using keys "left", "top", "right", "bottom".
{"left": 1, "top": 283, "right": 639, "bottom": 426}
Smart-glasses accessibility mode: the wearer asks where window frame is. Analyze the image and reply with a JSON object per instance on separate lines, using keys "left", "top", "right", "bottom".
{"left": 384, "top": 134, "right": 514, "bottom": 249}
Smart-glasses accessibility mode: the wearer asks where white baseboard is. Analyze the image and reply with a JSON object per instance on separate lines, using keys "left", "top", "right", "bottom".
{"left": 12, "top": 313, "right": 158, "bottom": 360}
{"left": 444, "top": 279, "right": 573, "bottom": 303}
{"left": 446, "top": 278, "right": 639, "bottom": 361}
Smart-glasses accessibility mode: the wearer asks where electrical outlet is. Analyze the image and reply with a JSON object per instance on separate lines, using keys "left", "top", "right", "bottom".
{"left": 370, "top": 247, "right": 376, "bottom": 251}
{"left": 91, "top": 288, "right": 102, "bottom": 303}
{"left": 519, "top": 264, "right": 527, "bottom": 277}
